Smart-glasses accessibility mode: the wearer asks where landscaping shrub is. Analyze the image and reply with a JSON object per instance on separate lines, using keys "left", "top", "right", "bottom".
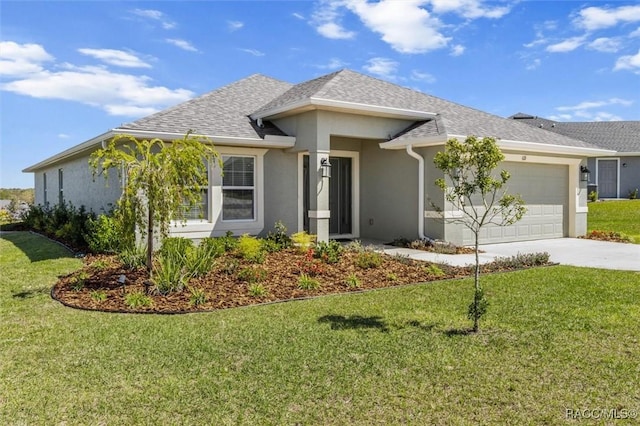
{"left": 424, "top": 264, "right": 445, "bottom": 277}
{"left": 154, "top": 237, "right": 194, "bottom": 294}
{"left": 188, "top": 287, "right": 207, "bottom": 307}
{"left": 237, "top": 234, "right": 265, "bottom": 263}
{"left": 264, "top": 220, "right": 292, "bottom": 251}
{"left": 90, "top": 290, "right": 108, "bottom": 302}
{"left": 291, "top": 231, "right": 315, "bottom": 252}
{"left": 85, "top": 214, "right": 123, "bottom": 253}
{"left": 356, "top": 250, "right": 383, "bottom": 269}
{"left": 345, "top": 273, "right": 360, "bottom": 288}
{"left": 588, "top": 191, "right": 598, "bottom": 202}
{"left": 628, "top": 188, "right": 638, "bottom": 200}
{"left": 314, "top": 240, "right": 343, "bottom": 264}
{"left": 124, "top": 291, "right": 152, "bottom": 308}
{"left": 218, "top": 231, "right": 239, "bottom": 252}
{"left": 237, "top": 266, "right": 267, "bottom": 283}
{"left": 198, "top": 237, "right": 227, "bottom": 258}
{"left": 489, "top": 252, "right": 551, "bottom": 269}
{"left": 582, "top": 230, "right": 632, "bottom": 243}
{"left": 118, "top": 245, "right": 146, "bottom": 270}
{"left": 248, "top": 283, "right": 268, "bottom": 297}
{"left": 298, "top": 273, "right": 320, "bottom": 290}
{"left": 23, "top": 202, "right": 95, "bottom": 248}
{"left": 186, "top": 241, "right": 218, "bottom": 278}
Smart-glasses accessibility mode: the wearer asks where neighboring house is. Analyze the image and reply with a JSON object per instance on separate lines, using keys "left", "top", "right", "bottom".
{"left": 23, "top": 70, "right": 613, "bottom": 245}
{"left": 511, "top": 113, "right": 640, "bottom": 199}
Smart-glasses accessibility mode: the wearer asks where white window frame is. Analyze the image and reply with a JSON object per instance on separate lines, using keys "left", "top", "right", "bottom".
{"left": 168, "top": 147, "right": 267, "bottom": 239}
{"left": 43, "top": 172, "right": 48, "bottom": 206}
{"left": 221, "top": 155, "right": 256, "bottom": 222}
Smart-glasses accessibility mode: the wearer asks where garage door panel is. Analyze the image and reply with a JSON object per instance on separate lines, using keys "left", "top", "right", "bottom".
{"left": 461, "top": 162, "right": 568, "bottom": 244}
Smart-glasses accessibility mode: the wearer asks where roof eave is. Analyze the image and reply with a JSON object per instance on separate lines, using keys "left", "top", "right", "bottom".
{"left": 379, "top": 134, "right": 448, "bottom": 150}
{"left": 22, "top": 130, "right": 115, "bottom": 172}
{"left": 496, "top": 138, "right": 616, "bottom": 157}
{"left": 251, "top": 97, "right": 438, "bottom": 121}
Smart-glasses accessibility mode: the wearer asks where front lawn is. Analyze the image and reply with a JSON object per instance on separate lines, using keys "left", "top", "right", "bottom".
{"left": 588, "top": 199, "right": 640, "bottom": 243}
{"left": 2, "top": 232, "right": 640, "bottom": 424}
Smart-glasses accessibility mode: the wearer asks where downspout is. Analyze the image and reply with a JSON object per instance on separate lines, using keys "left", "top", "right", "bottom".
{"left": 405, "top": 145, "right": 427, "bottom": 240}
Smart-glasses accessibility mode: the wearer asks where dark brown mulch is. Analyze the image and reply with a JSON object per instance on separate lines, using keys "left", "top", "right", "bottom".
{"left": 53, "top": 249, "right": 475, "bottom": 314}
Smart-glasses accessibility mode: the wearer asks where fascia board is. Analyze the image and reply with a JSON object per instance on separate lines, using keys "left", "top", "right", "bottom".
{"left": 114, "top": 129, "right": 296, "bottom": 148}
{"left": 251, "top": 97, "right": 437, "bottom": 121}
{"left": 379, "top": 135, "right": 447, "bottom": 150}
{"left": 446, "top": 134, "right": 616, "bottom": 157}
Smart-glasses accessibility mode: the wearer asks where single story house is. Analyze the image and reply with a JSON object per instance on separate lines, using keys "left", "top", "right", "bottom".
{"left": 510, "top": 113, "right": 640, "bottom": 199}
{"left": 24, "top": 70, "right": 614, "bottom": 245}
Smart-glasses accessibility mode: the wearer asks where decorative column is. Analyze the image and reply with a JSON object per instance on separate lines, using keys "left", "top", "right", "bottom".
{"left": 308, "top": 150, "right": 331, "bottom": 242}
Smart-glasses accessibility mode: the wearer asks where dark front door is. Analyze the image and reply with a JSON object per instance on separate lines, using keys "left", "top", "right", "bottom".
{"left": 598, "top": 160, "right": 617, "bottom": 198}
{"left": 329, "top": 157, "right": 352, "bottom": 235}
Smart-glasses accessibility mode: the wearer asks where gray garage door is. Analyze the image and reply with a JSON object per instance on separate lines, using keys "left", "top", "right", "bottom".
{"left": 463, "top": 163, "right": 568, "bottom": 244}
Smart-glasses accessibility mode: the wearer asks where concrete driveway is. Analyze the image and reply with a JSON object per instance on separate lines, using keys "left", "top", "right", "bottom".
{"left": 379, "top": 238, "right": 640, "bottom": 271}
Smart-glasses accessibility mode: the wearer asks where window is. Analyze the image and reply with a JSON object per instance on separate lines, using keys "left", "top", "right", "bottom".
{"left": 222, "top": 156, "right": 255, "bottom": 220}
{"left": 43, "top": 173, "right": 48, "bottom": 205}
{"left": 58, "top": 168, "right": 64, "bottom": 205}
{"left": 180, "top": 168, "right": 208, "bottom": 220}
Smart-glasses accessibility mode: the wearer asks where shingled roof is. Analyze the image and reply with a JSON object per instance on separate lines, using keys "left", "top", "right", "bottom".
{"left": 510, "top": 113, "right": 640, "bottom": 152}
{"left": 252, "top": 70, "right": 598, "bottom": 149}
{"left": 120, "top": 74, "right": 293, "bottom": 139}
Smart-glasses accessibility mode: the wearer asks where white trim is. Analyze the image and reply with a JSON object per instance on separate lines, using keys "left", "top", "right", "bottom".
{"left": 308, "top": 210, "right": 331, "bottom": 219}
{"left": 379, "top": 134, "right": 447, "bottom": 150}
{"left": 251, "top": 97, "right": 437, "bottom": 121}
{"left": 330, "top": 149, "right": 360, "bottom": 239}
{"left": 297, "top": 150, "right": 360, "bottom": 238}
{"left": 503, "top": 153, "right": 581, "bottom": 166}
{"left": 596, "top": 158, "right": 620, "bottom": 198}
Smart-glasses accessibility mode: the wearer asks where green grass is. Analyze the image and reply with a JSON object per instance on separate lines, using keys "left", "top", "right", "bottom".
{"left": 588, "top": 199, "right": 640, "bottom": 243}
{"left": 2, "top": 232, "right": 640, "bottom": 424}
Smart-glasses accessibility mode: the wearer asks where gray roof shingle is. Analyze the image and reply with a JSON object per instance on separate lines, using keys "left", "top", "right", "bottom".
{"left": 255, "top": 70, "right": 599, "bottom": 149}
{"left": 120, "top": 74, "right": 293, "bottom": 139}
{"left": 510, "top": 113, "right": 640, "bottom": 152}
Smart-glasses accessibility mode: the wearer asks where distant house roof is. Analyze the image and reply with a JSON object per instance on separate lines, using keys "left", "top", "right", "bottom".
{"left": 510, "top": 113, "right": 640, "bottom": 153}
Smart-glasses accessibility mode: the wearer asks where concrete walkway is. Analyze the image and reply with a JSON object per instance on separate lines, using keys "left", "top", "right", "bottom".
{"left": 366, "top": 238, "right": 640, "bottom": 271}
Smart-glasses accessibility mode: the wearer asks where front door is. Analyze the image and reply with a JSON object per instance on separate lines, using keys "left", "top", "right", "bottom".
{"left": 329, "top": 157, "right": 352, "bottom": 235}
{"left": 598, "top": 159, "right": 618, "bottom": 198}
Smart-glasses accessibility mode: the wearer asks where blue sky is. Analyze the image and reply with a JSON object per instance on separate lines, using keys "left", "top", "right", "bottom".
{"left": 1, "top": 0, "right": 639, "bottom": 188}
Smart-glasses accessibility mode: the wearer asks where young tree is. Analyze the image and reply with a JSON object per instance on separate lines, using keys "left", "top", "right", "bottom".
{"left": 434, "top": 136, "right": 526, "bottom": 332}
{"left": 90, "top": 132, "right": 221, "bottom": 272}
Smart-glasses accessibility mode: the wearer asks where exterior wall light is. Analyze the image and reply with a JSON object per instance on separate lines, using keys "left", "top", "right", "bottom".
{"left": 321, "top": 158, "right": 332, "bottom": 178}
{"left": 580, "top": 165, "right": 591, "bottom": 182}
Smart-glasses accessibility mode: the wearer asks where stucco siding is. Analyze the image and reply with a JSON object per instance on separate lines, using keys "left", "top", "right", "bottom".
{"left": 620, "top": 156, "right": 640, "bottom": 197}
{"left": 34, "top": 155, "right": 122, "bottom": 213}
{"left": 360, "top": 142, "right": 418, "bottom": 241}
{"left": 262, "top": 149, "right": 298, "bottom": 236}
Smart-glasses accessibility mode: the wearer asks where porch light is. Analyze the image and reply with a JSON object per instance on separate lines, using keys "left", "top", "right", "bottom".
{"left": 321, "top": 158, "right": 332, "bottom": 179}
{"left": 580, "top": 166, "right": 591, "bottom": 182}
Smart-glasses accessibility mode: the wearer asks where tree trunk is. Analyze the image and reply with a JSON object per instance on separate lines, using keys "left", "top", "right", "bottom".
{"left": 473, "top": 233, "right": 480, "bottom": 333}
{"left": 146, "top": 205, "right": 153, "bottom": 273}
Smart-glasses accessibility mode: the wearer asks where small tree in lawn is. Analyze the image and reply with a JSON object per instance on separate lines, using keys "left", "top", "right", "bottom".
{"left": 434, "top": 136, "right": 526, "bottom": 332}
{"left": 90, "top": 132, "right": 221, "bottom": 273}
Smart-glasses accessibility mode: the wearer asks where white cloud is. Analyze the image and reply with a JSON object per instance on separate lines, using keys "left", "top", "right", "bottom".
{"left": 316, "top": 57, "right": 348, "bottom": 69}
{"left": 131, "top": 9, "right": 176, "bottom": 29}
{"left": 228, "top": 20, "right": 244, "bottom": 31}
{"left": 58, "top": 133, "right": 70, "bottom": 139}
{"left": 317, "top": 22, "right": 356, "bottom": 39}
{"left": 0, "top": 43, "right": 194, "bottom": 117}
{"left": 78, "top": 48, "right": 152, "bottom": 68}
{"left": 344, "top": 0, "right": 449, "bottom": 53}
{"left": 0, "top": 41, "right": 54, "bottom": 76}
{"left": 450, "top": 44, "right": 465, "bottom": 56}
{"left": 556, "top": 98, "right": 633, "bottom": 112}
{"left": 587, "top": 37, "right": 621, "bottom": 53}
{"left": 165, "top": 39, "right": 199, "bottom": 52}
{"left": 524, "top": 20, "right": 557, "bottom": 48}
{"left": 239, "top": 48, "right": 265, "bottom": 57}
{"left": 363, "top": 57, "right": 398, "bottom": 79}
{"left": 292, "top": 12, "right": 305, "bottom": 20}
{"left": 573, "top": 5, "right": 640, "bottom": 31}
{"left": 546, "top": 36, "right": 586, "bottom": 53}
{"left": 630, "top": 27, "right": 640, "bottom": 37}
{"left": 410, "top": 69, "right": 436, "bottom": 83}
{"left": 526, "top": 58, "right": 541, "bottom": 70}
{"left": 428, "top": 0, "right": 510, "bottom": 19}
{"left": 312, "top": 0, "right": 357, "bottom": 40}
{"left": 614, "top": 49, "right": 640, "bottom": 73}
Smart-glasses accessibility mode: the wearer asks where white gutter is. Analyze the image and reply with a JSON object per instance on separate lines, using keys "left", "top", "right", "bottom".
{"left": 23, "top": 129, "right": 296, "bottom": 172}
{"left": 405, "top": 145, "right": 426, "bottom": 240}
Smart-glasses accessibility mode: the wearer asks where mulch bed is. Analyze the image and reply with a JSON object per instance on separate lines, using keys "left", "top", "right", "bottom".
{"left": 52, "top": 249, "right": 479, "bottom": 314}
